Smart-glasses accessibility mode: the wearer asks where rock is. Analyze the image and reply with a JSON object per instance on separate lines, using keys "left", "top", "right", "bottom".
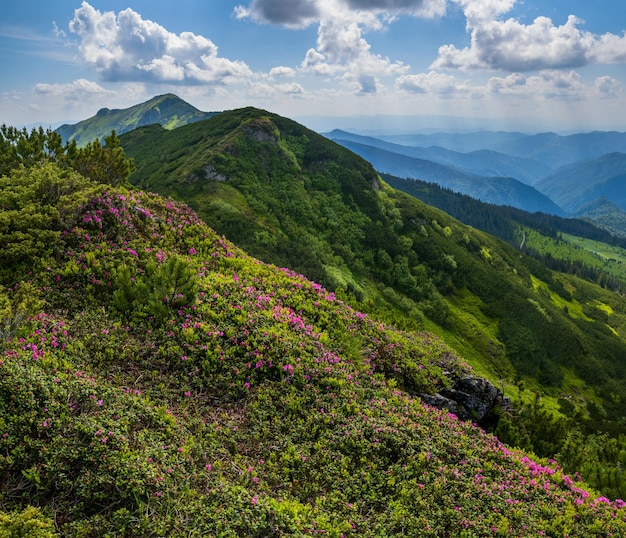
{"left": 420, "top": 375, "right": 509, "bottom": 423}
{"left": 419, "top": 393, "right": 460, "bottom": 417}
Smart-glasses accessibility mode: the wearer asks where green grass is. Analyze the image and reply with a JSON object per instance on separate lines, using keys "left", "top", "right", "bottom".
{"left": 522, "top": 227, "right": 626, "bottom": 287}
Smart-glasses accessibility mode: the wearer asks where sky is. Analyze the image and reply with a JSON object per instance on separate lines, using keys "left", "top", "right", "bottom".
{"left": 1, "top": 0, "right": 626, "bottom": 133}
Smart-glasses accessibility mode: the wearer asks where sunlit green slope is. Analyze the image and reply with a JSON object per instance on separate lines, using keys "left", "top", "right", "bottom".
{"left": 120, "top": 108, "right": 626, "bottom": 428}
{"left": 1, "top": 161, "right": 625, "bottom": 536}
{"left": 55, "top": 93, "right": 217, "bottom": 147}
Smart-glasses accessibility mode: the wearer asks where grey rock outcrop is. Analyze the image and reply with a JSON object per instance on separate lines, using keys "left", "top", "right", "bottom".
{"left": 420, "top": 375, "right": 509, "bottom": 422}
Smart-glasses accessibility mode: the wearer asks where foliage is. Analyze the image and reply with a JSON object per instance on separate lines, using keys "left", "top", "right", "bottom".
{"left": 117, "top": 108, "right": 626, "bottom": 496}
{"left": 0, "top": 124, "right": 135, "bottom": 187}
{"left": 384, "top": 173, "right": 626, "bottom": 292}
{"left": 0, "top": 507, "right": 56, "bottom": 538}
{"left": 1, "top": 161, "right": 625, "bottom": 535}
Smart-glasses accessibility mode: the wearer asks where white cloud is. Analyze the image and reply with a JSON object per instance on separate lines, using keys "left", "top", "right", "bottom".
{"left": 486, "top": 71, "right": 585, "bottom": 98}
{"left": 595, "top": 76, "right": 623, "bottom": 98}
{"left": 486, "top": 70, "right": 625, "bottom": 101}
{"left": 269, "top": 66, "right": 296, "bottom": 78}
{"left": 395, "top": 68, "right": 624, "bottom": 104}
{"left": 33, "top": 79, "right": 114, "bottom": 99}
{"left": 432, "top": 0, "right": 626, "bottom": 72}
{"left": 69, "top": 2, "right": 252, "bottom": 84}
{"left": 247, "top": 81, "right": 307, "bottom": 101}
{"left": 236, "top": 0, "right": 444, "bottom": 94}
{"left": 276, "top": 82, "right": 306, "bottom": 95}
{"left": 236, "top": 0, "right": 445, "bottom": 27}
{"left": 396, "top": 71, "right": 477, "bottom": 95}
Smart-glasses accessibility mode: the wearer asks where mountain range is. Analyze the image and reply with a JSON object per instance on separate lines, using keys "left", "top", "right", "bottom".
{"left": 117, "top": 105, "right": 626, "bottom": 437}
{"left": 326, "top": 135, "right": 563, "bottom": 215}
{"left": 55, "top": 95, "right": 626, "bottom": 229}
{"left": 4, "top": 94, "right": 626, "bottom": 534}
{"left": 325, "top": 129, "right": 626, "bottom": 231}
{"left": 325, "top": 129, "right": 552, "bottom": 184}
{"left": 376, "top": 130, "right": 626, "bottom": 167}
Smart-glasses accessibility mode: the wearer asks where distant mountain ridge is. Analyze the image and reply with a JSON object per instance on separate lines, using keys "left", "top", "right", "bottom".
{"left": 325, "top": 129, "right": 551, "bottom": 184}
{"left": 328, "top": 128, "right": 626, "bottom": 227}
{"left": 536, "top": 152, "right": 626, "bottom": 213}
{"left": 495, "top": 132, "right": 626, "bottom": 168}
{"left": 55, "top": 93, "right": 218, "bottom": 146}
{"left": 375, "top": 130, "right": 626, "bottom": 168}
{"left": 331, "top": 137, "right": 564, "bottom": 215}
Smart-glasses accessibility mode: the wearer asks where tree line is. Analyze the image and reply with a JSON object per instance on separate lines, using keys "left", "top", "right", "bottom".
{"left": 0, "top": 125, "right": 135, "bottom": 186}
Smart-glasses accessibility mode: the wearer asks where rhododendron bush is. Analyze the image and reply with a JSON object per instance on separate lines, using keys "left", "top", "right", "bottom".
{"left": 0, "top": 163, "right": 625, "bottom": 536}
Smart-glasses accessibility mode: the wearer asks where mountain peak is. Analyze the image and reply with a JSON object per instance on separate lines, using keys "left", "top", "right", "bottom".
{"left": 55, "top": 94, "right": 218, "bottom": 146}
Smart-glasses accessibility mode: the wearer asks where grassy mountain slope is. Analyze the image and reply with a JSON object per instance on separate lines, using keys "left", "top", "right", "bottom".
{"left": 330, "top": 138, "right": 563, "bottom": 215}
{"left": 55, "top": 93, "right": 217, "bottom": 147}
{"left": 383, "top": 174, "right": 626, "bottom": 292}
{"left": 536, "top": 153, "right": 626, "bottom": 213}
{"left": 120, "top": 107, "right": 626, "bottom": 465}
{"left": 4, "top": 162, "right": 626, "bottom": 535}
{"left": 325, "top": 129, "right": 551, "bottom": 184}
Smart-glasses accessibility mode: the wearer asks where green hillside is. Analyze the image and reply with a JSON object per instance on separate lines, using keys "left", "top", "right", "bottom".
{"left": 119, "top": 108, "right": 626, "bottom": 497}
{"left": 1, "top": 150, "right": 625, "bottom": 535}
{"left": 55, "top": 93, "right": 217, "bottom": 147}
{"left": 383, "top": 174, "right": 626, "bottom": 292}
{"left": 574, "top": 198, "right": 626, "bottom": 239}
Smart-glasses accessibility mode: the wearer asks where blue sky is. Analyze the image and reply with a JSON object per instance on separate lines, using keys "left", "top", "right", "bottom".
{"left": 1, "top": 0, "right": 626, "bottom": 132}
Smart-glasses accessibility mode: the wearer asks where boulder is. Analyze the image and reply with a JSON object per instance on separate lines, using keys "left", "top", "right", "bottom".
{"left": 420, "top": 375, "right": 510, "bottom": 422}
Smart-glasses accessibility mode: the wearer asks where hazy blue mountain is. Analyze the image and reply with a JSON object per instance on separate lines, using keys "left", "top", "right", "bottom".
{"left": 374, "top": 130, "right": 529, "bottom": 152}
{"left": 55, "top": 93, "right": 218, "bottom": 146}
{"left": 326, "top": 129, "right": 551, "bottom": 184}
{"left": 334, "top": 139, "right": 564, "bottom": 215}
{"left": 536, "top": 152, "right": 626, "bottom": 213}
{"left": 371, "top": 130, "right": 626, "bottom": 169}
{"left": 494, "top": 132, "right": 626, "bottom": 168}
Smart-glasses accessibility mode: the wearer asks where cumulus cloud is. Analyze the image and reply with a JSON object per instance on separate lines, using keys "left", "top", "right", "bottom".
{"left": 396, "top": 71, "right": 476, "bottom": 95}
{"left": 486, "top": 70, "right": 625, "bottom": 101}
{"left": 69, "top": 2, "right": 252, "bottom": 84}
{"left": 395, "top": 68, "right": 623, "bottom": 103}
{"left": 269, "top": 66, "right": 297, "bottom": 78}
{"left": 485, "top": 71, "right": 585, "bottom": 98}
{"left": 247, "top": 81, "right": 307, "bottom": 101}
{"left": 236, "top": 0, "right": 444, "bottom": 94}
{"left": 595, "top": 76, "right": 623, "bottom": 98}
{"left": 236, "top": 0, "right": 445, "bottom": 27}
{"left": 33, "top": 78, "right": 113, "bottom": 99}
{"left": 276, "top": 82, "right": 306, "bottom": 95}
{"left": 432, "top": 0, "right": 626, "bottom": 72}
